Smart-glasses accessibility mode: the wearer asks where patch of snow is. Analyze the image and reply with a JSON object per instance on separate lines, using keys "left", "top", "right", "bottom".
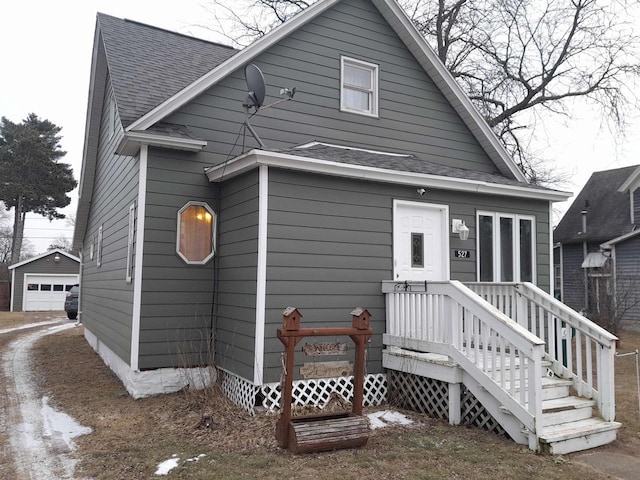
{"left": 155, "top": 455, "right": 180, "bottom": 476}
{"left": 41, "top": 396, "right": 92, "bottom": 448}
{"left": 367, "top": 410, "right": 414, "bottom": 429}
{"left": 0, "top": 319, "right": 64, "bottom": 335}
{"left": 186, "top": 454, "right": 206, "bottom": 462}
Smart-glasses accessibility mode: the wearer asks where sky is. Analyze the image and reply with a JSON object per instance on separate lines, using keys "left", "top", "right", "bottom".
{"left": 1, "top": 0, "right": 639, "bottom": 255}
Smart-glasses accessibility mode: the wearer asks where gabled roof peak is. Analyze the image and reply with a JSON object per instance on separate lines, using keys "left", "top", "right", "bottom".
{"left": 97, "top": 12, "right": 236, "bottom": 51}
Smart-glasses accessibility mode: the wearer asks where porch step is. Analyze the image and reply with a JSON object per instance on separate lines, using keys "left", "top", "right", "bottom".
{"left": 539, "top": 418, "right": 622, "bottom": 455}
{"left": 541, "top": 396, "right": 595, "bottom": 427}
{"left": 499, "top": 376, "right": 572, "bottom": 401}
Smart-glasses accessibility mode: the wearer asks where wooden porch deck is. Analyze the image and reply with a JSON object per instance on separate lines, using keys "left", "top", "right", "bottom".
{"left": 382, "top": 281, "right": 621, "bottom": 454}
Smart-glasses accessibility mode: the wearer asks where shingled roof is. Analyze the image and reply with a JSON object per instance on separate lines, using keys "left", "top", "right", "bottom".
{"left": 279, "top": 143, "right": 548, "bottom": 190}
{"left": 553, "top": 166, "right": 638, "bottom": 244}
{"left": 97, "top": 13, "right": 237, "bottom": 128}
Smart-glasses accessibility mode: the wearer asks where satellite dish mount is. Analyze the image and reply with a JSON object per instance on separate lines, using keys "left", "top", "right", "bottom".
{"left": 241, "top": 63, "right": 296, "bottom": 152}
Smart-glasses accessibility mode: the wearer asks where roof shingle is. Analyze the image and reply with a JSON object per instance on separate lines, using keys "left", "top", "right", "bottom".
{"left": 97, "top": 13, "right": 237, "bottom": 127}
{"left": 553, "top": 166, "right": 638, "bottom": 244}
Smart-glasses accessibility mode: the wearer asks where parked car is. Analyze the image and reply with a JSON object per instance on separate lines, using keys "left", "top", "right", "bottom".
{"left": 64, "top": 285, "right": 79, "bottom": 320}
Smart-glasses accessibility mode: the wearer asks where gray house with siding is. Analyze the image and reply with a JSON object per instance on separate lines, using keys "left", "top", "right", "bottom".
{"left": 554, "top": 165, "right": 640, "bottom": 331}
{"left": 74, "top": 0, "right": 632, "bottom": 455}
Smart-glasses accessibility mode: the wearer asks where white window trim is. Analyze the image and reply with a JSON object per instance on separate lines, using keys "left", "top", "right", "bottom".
{"left": 89, "top": 235, "right": 95, "bottom": 260}
{"left": 176, "top": 201, "right": 216, "bottom": 265}
{"left": 476, "top": 211, "right": 536, "bottom": 283}
{"left": 126, "top": 203, "right": 135, "bottom": 283}
{"left": 340, "top": 56, "right": 379, "bottom": 118}
{"left": 97, "top": 225, "right": 103, "bottom": 267}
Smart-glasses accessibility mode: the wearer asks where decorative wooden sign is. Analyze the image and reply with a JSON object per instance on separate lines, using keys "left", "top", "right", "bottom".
{"left": 303, "top": 342, "right": 348, "bottom": 356}
{"left": 300, "top": 361, "right": 353, "bottom": 379}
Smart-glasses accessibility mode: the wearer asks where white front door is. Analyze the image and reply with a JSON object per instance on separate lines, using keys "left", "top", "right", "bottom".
{"left": 393, "top": 201, "right": 449, "bottom": 281}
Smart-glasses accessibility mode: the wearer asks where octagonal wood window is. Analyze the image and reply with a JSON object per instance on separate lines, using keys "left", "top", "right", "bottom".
{"left": 176, "top": 202, "right": 216, "bottom": 264}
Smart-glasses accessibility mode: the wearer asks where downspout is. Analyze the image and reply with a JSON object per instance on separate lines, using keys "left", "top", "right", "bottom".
{"left": 581, "top": 210, "right": 588, "bottom": 312}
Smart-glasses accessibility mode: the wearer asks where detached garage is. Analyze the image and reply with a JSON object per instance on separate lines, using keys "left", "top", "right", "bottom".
{"left": 9, "top": 249, "right": 80, "bottom": 312}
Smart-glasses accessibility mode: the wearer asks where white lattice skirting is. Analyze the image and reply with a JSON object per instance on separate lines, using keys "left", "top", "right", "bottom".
{"left": 218, "top": 369, "right": 388, "bottom": 415}
{"left": 389, "top": 371, "right": 507, "bottom": 437}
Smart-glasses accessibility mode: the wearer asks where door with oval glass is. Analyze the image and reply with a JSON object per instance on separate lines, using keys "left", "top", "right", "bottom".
{"left": 393, "top": 200, "right": 449, "bottom": 281}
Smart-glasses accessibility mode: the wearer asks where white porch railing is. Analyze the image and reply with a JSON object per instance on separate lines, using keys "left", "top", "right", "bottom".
{"left": 382, "top": 280, "right": 546, "bottom": 448}
{"left": 467, "top": 282, "right": 617, "bottom": 421}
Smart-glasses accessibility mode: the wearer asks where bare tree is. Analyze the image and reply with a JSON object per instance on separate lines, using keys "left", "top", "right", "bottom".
{"left": 204, "top": 0, "right": 640, "bottom": 185}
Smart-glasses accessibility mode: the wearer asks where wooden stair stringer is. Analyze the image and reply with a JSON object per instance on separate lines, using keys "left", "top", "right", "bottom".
{"left": 460, "top": 370, "right": 529, "bottom": 445}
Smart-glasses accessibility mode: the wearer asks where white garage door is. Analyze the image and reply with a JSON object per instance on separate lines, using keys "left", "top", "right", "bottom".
{"left": 24, "top": 275, "right": 79, "bottom": 311}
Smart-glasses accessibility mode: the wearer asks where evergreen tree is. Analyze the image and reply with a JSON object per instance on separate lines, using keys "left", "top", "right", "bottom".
{"left": 0, "top": 114, "right": 77, "bottom": 264}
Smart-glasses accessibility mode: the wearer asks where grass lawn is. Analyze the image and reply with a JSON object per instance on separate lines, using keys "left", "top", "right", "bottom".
{"left": 25, "top": 324, "right": 640, "bottom": 479}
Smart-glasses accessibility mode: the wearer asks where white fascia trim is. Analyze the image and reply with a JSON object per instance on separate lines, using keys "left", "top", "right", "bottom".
{"left": 600, "top": 228, "right": 640, "bottom": 249}
{"left": 8, "top": 248, "right": 80, "bottom": 270}
{"left": 127, "top": 0, "right": 341, "bottom": 132}
{"left": 254, "top": 165, "right": 269, "bottom": 386}
{"left": 372, "top": 0, "right": 526, "bottom": 183}
{"left": 618, "top": 165, "right": 640, "bottom": 192}
{"left": 206, "top": 150, "right": 571, "bottom": 202}
{"left": 131, "top": 145, "right": 148, "bottom": 371}
{"left": 117, "top": 131, "right": 207, "bottom": 156}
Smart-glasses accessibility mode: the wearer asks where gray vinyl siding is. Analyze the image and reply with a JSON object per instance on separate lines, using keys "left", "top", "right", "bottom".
{"left": 11, "top": 254, "right": 79, "bottom": 311}
{"left": 561, "top": 243, "right": 586, "bottom": 312}
{"left": 137, "top": 147, "right": 219, "bottom": 370}
{"left": 260, "top": 168, "right": 551, "bottom": 383}
{"left": 634, "top": 188, "right": 640, "bottom": 224}
{"left": 212, "top": 171, "right": 260, "bottom": 381}
{"left": 80, "top": 81, "right": 139, "bottom": 366}
{"left": 614, "top": 237, "right": 640, "bottom": 326}
{"left": 165, "top": 0, "right": 502, "bottom": 176}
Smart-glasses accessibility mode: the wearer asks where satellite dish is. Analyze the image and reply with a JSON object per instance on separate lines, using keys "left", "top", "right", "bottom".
{"left": 244, "top": 64, "right": 266, "bottom": 110}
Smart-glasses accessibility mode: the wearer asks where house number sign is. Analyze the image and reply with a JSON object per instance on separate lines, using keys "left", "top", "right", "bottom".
{"left": 454, "top": 250, "right": 471, "bottom": 259}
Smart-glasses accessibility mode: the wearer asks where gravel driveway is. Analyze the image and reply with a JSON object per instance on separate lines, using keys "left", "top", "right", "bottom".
{"left": 1, "top": 317, "right": 91, "bottom": 479}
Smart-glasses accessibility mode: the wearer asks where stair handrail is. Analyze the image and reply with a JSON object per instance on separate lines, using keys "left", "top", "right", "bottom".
{"left": 515, "top": 282, "right": 618, "bottom": 346}
{"left": 382, "top": 280, "right": 545, "bottom": 442}
{"left": 466, "top": 281, "right": 617, "bottom": 421}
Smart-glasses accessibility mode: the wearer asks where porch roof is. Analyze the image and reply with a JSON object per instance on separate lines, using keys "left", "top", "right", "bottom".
{"left": 205, "top": 143, "right": 571, "bottom": 202}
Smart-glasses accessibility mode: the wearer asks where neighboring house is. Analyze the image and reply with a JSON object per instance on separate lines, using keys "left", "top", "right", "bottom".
{"left": 73, "top": 0, "right": 620, "bottom": 453}
{"left": 554, "top": 165, "right": 640, "bottom": 331}
{"left": 8, "top": 249, "right": 80, "bottom": 312}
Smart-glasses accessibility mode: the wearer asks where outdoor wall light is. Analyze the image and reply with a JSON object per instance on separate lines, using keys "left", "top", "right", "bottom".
{"left": 452, "top": 219, "right": 470, "bottom": 241}
{"left": 53, "top": 254, "right": 61, "bottom": 263}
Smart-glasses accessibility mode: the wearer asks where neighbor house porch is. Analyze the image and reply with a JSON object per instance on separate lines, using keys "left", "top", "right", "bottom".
{"left": 382, "top": 280, "right": 620, "bottom": 454}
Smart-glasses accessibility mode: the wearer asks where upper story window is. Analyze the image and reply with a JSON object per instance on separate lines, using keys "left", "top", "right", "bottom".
{"left": 176, "top": 202, "right": 216, "bottom": 265}
{"left": 340, "top": 57, "right": 379, "bottom": 117}
{"left": 477, "top": 212, "right": 536, "bottom": 283}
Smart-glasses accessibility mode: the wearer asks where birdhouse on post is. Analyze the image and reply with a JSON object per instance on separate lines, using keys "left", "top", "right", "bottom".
{"left": 351, "top": 307, "right": 370, "bottom": 330}
{"left": 282, "top": 306, "right": 302, "bottom": 331}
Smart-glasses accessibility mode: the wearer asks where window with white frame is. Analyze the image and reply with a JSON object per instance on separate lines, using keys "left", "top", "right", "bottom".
{"left": 340, "top": 57, "right": 378, "bottom": 117}
{"left": 176, "top": 202, "right": 216, "bottom": 265}
{"left": 97, "top": 225, "right": 103, "bottom": 267}
{"left": 477, "top": 212, "right": 535, "bottom": 282}
{"left": 126, "top": 203, "right": 135, "bottom": 283}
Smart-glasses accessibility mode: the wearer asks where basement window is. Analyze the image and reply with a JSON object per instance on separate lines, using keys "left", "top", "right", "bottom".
{"left": 176, "top": 202, "right": 216, "bottom": 265}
